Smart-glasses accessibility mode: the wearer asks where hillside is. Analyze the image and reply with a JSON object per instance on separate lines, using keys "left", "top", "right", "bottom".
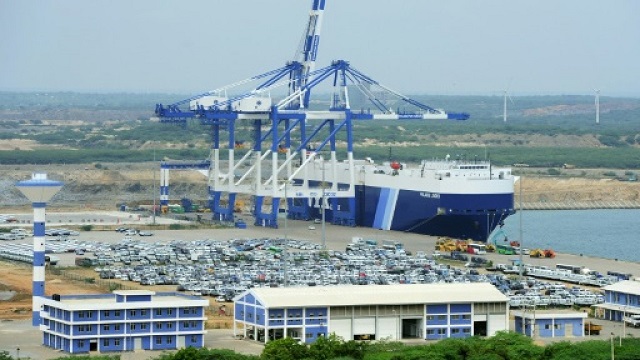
{"left": 1, "top": 163, "right": 639, "bottom": 212}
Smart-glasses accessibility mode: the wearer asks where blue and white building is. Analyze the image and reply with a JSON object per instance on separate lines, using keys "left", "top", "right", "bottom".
{"left": 595, "top": 280, "right": 640, "bottom": 321}
{"left": 40, "top": 290, "right": 208, "bottom": 354}
{"left": 513, "top": 311, "right": 588, "bottom": 338}
{"left": 233, "top": 283, "right": 509, "bottom": 343}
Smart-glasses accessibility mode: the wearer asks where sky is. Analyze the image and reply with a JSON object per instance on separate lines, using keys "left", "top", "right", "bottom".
{"left": 1, "top": 0, "right": 639, "bottom": 96}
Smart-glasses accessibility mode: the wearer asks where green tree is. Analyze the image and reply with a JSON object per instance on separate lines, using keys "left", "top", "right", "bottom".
{"left": 261, "top": 338, "right": 309, "bottom": 360}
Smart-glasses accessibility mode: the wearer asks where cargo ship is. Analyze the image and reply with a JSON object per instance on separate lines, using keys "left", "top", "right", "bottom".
{"left": 293, "top": 157, "right": 516, "bottom": 242}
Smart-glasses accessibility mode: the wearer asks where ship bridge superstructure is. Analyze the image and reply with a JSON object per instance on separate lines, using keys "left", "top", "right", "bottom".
{"left": 152, "top": 0, "right": 470, "bottom": 228}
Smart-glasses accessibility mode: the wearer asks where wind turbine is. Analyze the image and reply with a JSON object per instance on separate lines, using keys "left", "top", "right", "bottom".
{"left": 503, "top": 89, "right": 514, "bottom": 123}
{"left": 594, "top": 89, "right": 600, "bottom": 125}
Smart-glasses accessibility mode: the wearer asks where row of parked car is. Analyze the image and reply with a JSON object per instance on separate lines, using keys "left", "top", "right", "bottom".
{"left": 114, "top": 228, "right": 153, "bottom": 236}
{"left": 0, "top": 231, "right": 626, "bottom": 309}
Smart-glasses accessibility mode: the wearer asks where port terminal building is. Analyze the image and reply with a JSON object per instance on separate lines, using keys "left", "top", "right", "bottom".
{"left": 594, "top": 280, "right": 640, "bottom": 321}
{"left": 233, "top": 283, "right": 509, "bottom": 343}
{"left": 40, "top": 290, "right": 208, "bottom": 354}
{"left": 513, "top": 311, "right": 588, "bottom": 338}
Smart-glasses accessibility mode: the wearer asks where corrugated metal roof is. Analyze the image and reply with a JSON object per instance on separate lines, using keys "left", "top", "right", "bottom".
{"left": 248, "top": 283, "right": 508, "bottom": 308}
{"left": 603, "top": 280, "right": 640, "bottom": 296}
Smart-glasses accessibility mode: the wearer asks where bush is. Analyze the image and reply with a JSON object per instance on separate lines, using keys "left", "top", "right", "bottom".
{"left": 80, "top": 225, "right": 93, "bottom": 231}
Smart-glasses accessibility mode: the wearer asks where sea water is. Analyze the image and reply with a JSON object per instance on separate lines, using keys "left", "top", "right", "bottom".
{"left": 500, "top": 209, "right": 640, "bottom": 263}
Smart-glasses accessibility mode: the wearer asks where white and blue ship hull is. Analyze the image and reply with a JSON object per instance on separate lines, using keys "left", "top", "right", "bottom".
{"left": 295, "top": 159, "right": 516, "bottom": 242}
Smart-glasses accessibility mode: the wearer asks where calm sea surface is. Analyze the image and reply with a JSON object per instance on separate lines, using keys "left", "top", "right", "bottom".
{"left": 500, "top": 209, "right": 640, "bottom": 263}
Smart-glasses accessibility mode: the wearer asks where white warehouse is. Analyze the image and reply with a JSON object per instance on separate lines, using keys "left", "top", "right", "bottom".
{"left": 234, "top": 283, "right": 509, "bottom": 343}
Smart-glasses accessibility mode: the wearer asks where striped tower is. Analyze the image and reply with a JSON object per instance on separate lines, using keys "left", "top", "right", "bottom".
{"left": 16, "top": 172, "right": 63, "bottom": 327}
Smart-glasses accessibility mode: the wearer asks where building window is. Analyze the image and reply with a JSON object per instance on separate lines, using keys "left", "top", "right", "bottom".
{"left": 437, "top": 328, "right": 446, "bottom": 335}
{"left": 156, "top": 309, "right": 162, "bottom": 316}
{"left": 427, "top": 315, "right": 435, "bottom": 321}
{"left": 306, "top": 333, "right": 313, "bottom": 339}
{"left": 437, "top": 315, "right": 447, "bottom": 321}
{"left": 554, "top": 324, "right": 561, "bottom": 329}
{"left": 256, "top": 315, "right": 261, "bottom": 321}
{"left": 309, "top": 312, "right": 315, "bottom": 317}
{"left": 78, "top": 340, "right": 85, "bottom": 348}
{"left": 427, "top": 329, "right": 435, "bottom": 335}
{"left": 88, "top": 311, "right": 93, "bottom": 318}
{"left": 191, "top": 336, "right": 197, "bottom": 343}
{"left": 183, "top": 322, "right": 190, "bottom": 329}
{"left": 155, "top": 337, "right": 162, "bottom": 345}
{"left": 114, "top": 310, "right": 121, "bottom": 317}
{"left": 167, "top": 323, "right": 173, "bottom": 329}
{"left": 155, "top": 323, "right": 162, "bottom": 330}
{"left": 115, "top": 324, "right": 121, "bottom": 331}
{"left": 114, "top": 339, "right": 120, "bottom": 346}
{"left": 78, "top": 312, "right": 85, "bottom": 319}
{"left": 130, "top": 324, "right": 136, "bottom": 331}
{"left": 103, "top": 339, "right": 109, "bottom": 347}
{"left": 130, "top": 310, "right": 136, "bottom": 317}
{"left": 451, "top": 328, "right": 460, "bottom": 334}
{"left": 462, "top": 314, "right": 471, "bottom": 320}
{"left": 104, "top": 310, "right": 110, "bottom": 317}
{"left": 141, "top": 309, "right": 147, "bottom": 316}
{"left": 168, "top": 309, "right": 173, "bottom": 315}
{"left": 545, "top": 324, "right": 551, "bottom": 330}
{"left": 463, "top": 328, "right": 471, "bottom": 334}
{"left": 141, "top": 323, "right": 148, "bottom": 330}
{"left": 451, "top": 315, "right": 460, "bottom": 320}
{"left": 269, "top": 314, "right": 275, "bottom": 319}
{"left": 103, "top": 325, "right": 109, "bottom": 331}
{"left": 167, "top": 336, "right": 173, "bottom": 344}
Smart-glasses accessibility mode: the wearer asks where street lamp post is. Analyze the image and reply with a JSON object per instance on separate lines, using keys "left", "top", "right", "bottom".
{"left": 321, "top": 159, "right": 326, "bottom": 250}
{"left": 518, "top": 175, "right": 524, "bottom": 280}
{"left": 611, "top": 332, "right": 615, "bottom": 360}
{"left": 283, "top": 181, "right": 289, "bottom": 287}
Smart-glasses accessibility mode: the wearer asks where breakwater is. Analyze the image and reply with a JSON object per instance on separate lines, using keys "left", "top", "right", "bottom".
{"left": 520, "top": 201, "right": 640, "bottom": 210}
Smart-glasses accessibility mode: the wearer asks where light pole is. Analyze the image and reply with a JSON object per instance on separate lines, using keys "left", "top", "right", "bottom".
{"left": 283, "top": 180, "right": 289, "bottom": 287}
{"left": 16, "top": 172, "right": 63, "bottom": 327}
{"left": 321, "top": 158, "right": 326, "bottom": 250}
{"left": 152, "top": 148, "right": 156, "bottom": 225}
{"left": 518, "top": 175, "right": 524, "bottom": 280}
{"left": 611, "top": 332, "right": 615, "bottom": 360}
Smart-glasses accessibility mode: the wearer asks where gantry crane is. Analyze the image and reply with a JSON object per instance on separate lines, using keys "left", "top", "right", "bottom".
{"left": 153, "top": 0, "right": 469, "bottom": 228}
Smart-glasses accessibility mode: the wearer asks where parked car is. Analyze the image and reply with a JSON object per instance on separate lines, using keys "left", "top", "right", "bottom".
{"left": 138, "top": 231, "right": 153, "bottom": 237}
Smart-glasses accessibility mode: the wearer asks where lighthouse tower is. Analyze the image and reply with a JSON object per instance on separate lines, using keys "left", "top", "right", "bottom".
{"left": 16, "top": 172, "right": 63, "bottom": 326}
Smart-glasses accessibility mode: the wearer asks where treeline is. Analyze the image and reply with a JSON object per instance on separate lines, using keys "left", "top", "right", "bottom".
{"left": 2, "top": 332, "right": 639, "bottom": 360}
{"left": 2, "top": 145, "right": 640, "bottom": 169}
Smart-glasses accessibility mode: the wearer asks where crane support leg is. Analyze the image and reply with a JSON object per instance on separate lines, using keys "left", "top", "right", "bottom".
{"left": 209, "top": 191, "right": 236, "bottom": 223}
{"left": 254, "top": 196, "right": 280, "bottom": 228}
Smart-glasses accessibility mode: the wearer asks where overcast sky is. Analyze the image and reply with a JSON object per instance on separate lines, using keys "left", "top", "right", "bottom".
{"left": 1, "top": 0, "right": 638, "bottom": 96}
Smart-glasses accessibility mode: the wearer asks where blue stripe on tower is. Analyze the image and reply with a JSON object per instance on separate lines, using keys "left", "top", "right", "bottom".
{"left": 33, "top": 280, "right": 45, "bottom": 297}
{"left": 34, "top": 252, "right": 45, "bottom": 267}
{"left": 34, "top": 222, "right": 45, "bottom": 237}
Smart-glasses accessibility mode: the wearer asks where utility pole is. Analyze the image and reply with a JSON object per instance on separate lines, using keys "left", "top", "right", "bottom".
{"left": 152, "top": 148, "right": 156, "bottom": 225}
{"left": 283, "top": 181, "right": 288, "bottom": 287}
{"left": 321, "top": 158, "right": 326, "bottom": 250}
{"left": 518, "top": 175, "right": 524, "bottom": 280}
